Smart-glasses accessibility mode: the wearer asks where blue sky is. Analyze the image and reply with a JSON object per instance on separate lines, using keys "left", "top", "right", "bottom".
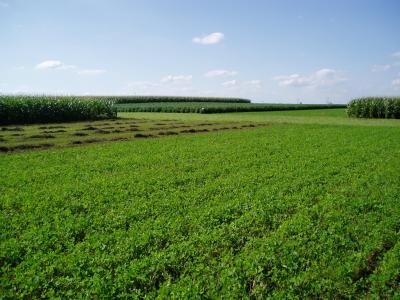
{"left": 1, "top": 0, "right": 399, "bottom": 103}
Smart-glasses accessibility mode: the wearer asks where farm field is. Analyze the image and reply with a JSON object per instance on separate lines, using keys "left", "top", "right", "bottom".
{"left": 115, "top": 101, "right": 345, "bottom": 113}
{"left": 1, "top": 109, "right": 399, "bottom": 298}
{"left": 120, "top": 108, "right": 400, "bottom": 127}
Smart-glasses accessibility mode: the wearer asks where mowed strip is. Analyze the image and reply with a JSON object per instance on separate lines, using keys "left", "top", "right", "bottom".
{"left": 0, "top": 118, "right": 267, "bottom": 153}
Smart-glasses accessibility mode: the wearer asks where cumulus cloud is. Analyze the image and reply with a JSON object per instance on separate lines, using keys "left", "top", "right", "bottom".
{"left": 192, "top": 32, "right": 224, "bottom": 45}
{"left": 222, "top": 79, "right": 262, "bottom": 89}
{"left": 161, "top": 75, "right": 193, "bottom": 84}
{"left": 274, "top": 68, "right": 346, "bottom": 88}
{"left": 222, "top": 80, "right": 238, "bottom": 87}
{"left": 392, "top": 51, "right": 400, "bottom": 59}
{"left": 78, "top": 69, "right": 106, "bottom": 75}
{"left": 205, "top": 69, "right": 238, "bottom": 78}
{"left": 371, "top": 64, "right": 392, "bottom": 72}
{"left": 35, "top": 60, "right": 76, "bottom": 70}
{"left": 244, "top": 80, "right": 262, "bottom": 88}
{"left": 392, "top": 78, "right": 400, "bottom": 89}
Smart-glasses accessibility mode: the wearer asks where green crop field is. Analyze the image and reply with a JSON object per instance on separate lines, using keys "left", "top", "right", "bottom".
{"left": 115, "top": 101, "right": 346, "bottom": 114}
{"left": 1, "top": 108, "right": 400, "bottom": 298}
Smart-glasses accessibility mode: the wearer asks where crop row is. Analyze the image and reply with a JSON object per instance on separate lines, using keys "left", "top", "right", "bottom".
{"left": 347, "top": 97, "right": 400, "bottom": 119}
{"left": 116, "top": 102, "right": 347, "bottom": 114}
{"left": 102, "top": 95, "right": 251, "bottom": 104}
{"left": 0, "top": 96, "right": 117, "bottom": 124}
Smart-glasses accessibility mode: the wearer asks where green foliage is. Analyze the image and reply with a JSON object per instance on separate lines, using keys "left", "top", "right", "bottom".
{"left": 101, "top": 95, "right": 251, "bottom": 104}
{"left": 1, "top": 122, "right": 400, "bottom": 298}
{"left": 116, "top": 102, "right": 346, "bottom": 114}
{"left": 0, "top": 96, "right": 117, "bottom": 124}
{"left": 347, "top": 97, "right": 400, "bottom": 119}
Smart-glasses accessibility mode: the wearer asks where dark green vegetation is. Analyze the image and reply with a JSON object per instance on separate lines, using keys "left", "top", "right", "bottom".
{"left": 116, "top": 102, "right": 346, "bottom": 114}
{"left": 0, "top": 118, "right": 261, "bottom": 153}
{"left": 0, "top": 96, "right": 116, "bottom": 125}
{"left": 1, "top": 109, "right": 399, "bottom": 298}
{"left": 347, "top": 97, "right": 400, "bottom": 119}
{"left": 105, "top": 95, "right": 251, "bottom": 104}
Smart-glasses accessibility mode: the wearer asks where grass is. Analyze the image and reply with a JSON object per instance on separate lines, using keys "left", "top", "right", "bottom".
{"left": 120, "top": 108, "right": 400, "bottom": 127}
{"left": 1, "top": 109, "right": 399, "bottom": 298}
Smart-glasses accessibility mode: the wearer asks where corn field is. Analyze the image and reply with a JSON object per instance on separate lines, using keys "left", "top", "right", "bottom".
{"left": 116, "top": 102, "right": 346, "bottom": 114}
{"left": 0, "top": 96, "right": 117, "bottom": 125}
{"left": 347, "top": 97, "right": 400, "bottom": 119}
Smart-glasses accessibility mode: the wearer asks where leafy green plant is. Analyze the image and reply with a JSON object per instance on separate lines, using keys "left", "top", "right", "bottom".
{"left": 1, "top": 117, "right": 399, "bottom": 298}
{"left": 0, "top": 96, "right": 117, "bottom": 124}
{"left": 347, "top": 97, "right": 400, "bottom": 119}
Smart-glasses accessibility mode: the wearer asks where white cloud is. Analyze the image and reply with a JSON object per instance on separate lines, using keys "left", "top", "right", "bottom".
{"left": 204, "top": 69, "right": 238, "bottom": 78}
{"left": 0, "top": 1, "right": 9, "bottom": 8}
{"left": 392, "top": 51, "right": 400, "bottom": 59}
{"left": 222, "top": 79, "right": 262, "bottom": 89}
{"left": 371, "top": 64, "right": 392, "bottom": 72}
{"left": 221, "top": 80, "right": 238, "bottom": 87}
{"left": 161, "top": 75, "right": 192, "bottom": 84}
{"left": 274, "top": 68, "right": 346, "bottom": 88}
{"left": 35, "top": 60, "right": 76, "bottom": 70}
{"left": 392, "top": 78, "right": 400, "bottom": 89}
{"left": 244, "top": 80, "right": 262, "bottom": 88}
{"left": 192, "top": 32, "right": 224, "bottom": 45}
{"left": 78, "top": 69, "right": 106, "bottom": 75}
